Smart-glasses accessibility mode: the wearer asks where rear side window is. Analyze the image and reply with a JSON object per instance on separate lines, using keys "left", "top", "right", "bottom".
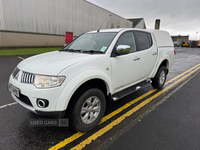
{"left": 135, "top": 31, "right": 152, "bottom": 50}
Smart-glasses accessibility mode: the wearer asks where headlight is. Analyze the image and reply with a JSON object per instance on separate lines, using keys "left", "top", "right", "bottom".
{"left": 34, "top": 75, "right": 65, "bottom": 88}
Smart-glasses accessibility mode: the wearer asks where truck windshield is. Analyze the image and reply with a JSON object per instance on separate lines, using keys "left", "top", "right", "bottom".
{"left": 63, "top": 32, "right": 117, "bottom": 53}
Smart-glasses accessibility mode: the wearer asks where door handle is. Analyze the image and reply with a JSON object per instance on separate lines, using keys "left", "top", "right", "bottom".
{"left": 133, "top": 57, "right": 140, "bottom": 61}
{"left": 152, "top": 52, "right": 157, "bottom": 55}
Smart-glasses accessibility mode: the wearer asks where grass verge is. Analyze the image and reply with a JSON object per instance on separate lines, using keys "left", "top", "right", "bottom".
{"left": 0, "top": 47, "right": 63, "bottom": 56}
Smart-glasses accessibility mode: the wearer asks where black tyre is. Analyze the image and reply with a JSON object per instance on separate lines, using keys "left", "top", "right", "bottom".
{"left": 151, "top": 66, "right": 167, "bottom": 89}
{"left": 72, "top": 88, "right": 106, "bottom": 132}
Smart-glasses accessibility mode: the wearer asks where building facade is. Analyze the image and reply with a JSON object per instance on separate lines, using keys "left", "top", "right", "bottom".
{"left": 0, "top": 0, "right": 133, "bottom": 48}
{"left": 171, "top": 35, "right": 189, "bottom": 44}
{"left": 128, "top": 18, "right": 146, "bottom": 29}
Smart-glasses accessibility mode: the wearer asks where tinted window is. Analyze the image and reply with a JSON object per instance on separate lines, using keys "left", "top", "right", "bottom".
{"left": 115, "top": 32, "right": 136, "bottom": 53}
{"left": 135, "top": 31, "right": 152, "bottom": 50}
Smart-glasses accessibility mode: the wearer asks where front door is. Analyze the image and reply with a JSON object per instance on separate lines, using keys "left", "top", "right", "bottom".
{"left": 110, "top": 31, "right": 141, "bottom": 92}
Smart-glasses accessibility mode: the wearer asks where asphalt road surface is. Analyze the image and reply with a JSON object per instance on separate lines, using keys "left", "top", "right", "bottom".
{"left": 106, "top": 70, "right": 200, "bottom": 150}
{"left": 0, "top": 47, "right": 200, "bottom": 150}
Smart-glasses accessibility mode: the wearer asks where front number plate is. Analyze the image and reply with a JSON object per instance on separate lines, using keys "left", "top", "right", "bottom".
{"left": 8, "top": 84, "right": 20, "bottom": 98}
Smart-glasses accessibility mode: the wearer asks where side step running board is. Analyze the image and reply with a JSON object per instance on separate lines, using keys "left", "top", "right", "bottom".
{"left": 112, "top": 79, "right": 152, "bottom": 101}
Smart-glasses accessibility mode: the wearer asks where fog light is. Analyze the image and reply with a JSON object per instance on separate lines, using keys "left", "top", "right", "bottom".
{"left": 37, "top": 99, "right": 49, "bottom": 108}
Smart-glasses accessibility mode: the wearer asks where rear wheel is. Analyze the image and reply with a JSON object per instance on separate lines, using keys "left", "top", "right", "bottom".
{"left": 72, "top": 88, "right": 106, "bottom": 132}
{"left": 151, "top": 66, "right": 167, "bottom": 89}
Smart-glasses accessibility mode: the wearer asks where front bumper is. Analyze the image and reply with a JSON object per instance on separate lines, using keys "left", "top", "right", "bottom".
{"left": 8, "top": 74, "right": 66, "bottom": 117}
{"left": 35, "top": 110, "right": 65, "bottom": 118}
{"left": 11, "top": 93, "right": 65, "bottom": 118}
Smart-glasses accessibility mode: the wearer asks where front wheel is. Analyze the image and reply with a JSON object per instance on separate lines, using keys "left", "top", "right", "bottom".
{"left": 151, "top": 66, "right": 167, "bottom": 89}
{"left": 72, "top": 88, "right": 106, "bottom": 132}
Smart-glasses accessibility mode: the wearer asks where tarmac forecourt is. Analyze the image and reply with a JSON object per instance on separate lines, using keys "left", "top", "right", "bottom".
{"left": 49, "top": 63, "right": 200, "bottom": 150}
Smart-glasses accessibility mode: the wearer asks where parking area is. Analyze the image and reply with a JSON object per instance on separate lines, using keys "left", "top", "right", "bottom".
{"left": 0, "top": 47, "right": 200, "bottom": 150}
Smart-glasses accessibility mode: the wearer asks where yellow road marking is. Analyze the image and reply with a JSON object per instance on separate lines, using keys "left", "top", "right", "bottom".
{"left": 49, "top": 132, "right": 85, "bottom": 150}
{"left": 99, "top": 89, "right": 156, "bottom": 124}
{"left": 70, "top": 66, "right": 200, "bottom": 150}
{"left": 49, "top": 90, "right": 156, "bottom": 150}
{"left": 49, "top": 63, "right": 200, "bottom": 150}
{"left": 165, "top": 63, "right": 200, "bottom": 85}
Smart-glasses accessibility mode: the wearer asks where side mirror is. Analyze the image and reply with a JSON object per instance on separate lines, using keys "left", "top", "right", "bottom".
{"left": 116, "top": 45, "right": 130, "bottom": 55}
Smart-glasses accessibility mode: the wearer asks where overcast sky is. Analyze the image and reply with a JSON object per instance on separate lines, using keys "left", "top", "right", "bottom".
{"left": 87, "top": 0, "right": 200, "bottom": 40}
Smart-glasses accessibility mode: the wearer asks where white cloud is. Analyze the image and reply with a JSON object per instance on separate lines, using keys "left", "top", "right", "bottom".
{"left": 87, "top": 0, "right": 200, "bottom": 40}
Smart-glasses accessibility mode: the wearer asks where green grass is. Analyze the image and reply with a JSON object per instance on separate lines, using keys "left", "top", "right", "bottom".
{"left": 0, "top": 47, "right": 63, "bottom": 56}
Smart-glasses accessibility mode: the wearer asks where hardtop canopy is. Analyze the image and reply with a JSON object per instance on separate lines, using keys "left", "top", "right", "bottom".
{"left": 146, "top": 29, "right": 174, "bottom": 47}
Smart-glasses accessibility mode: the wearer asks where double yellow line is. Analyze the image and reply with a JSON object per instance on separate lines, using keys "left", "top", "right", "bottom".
{"left": 49, "top": 63, "right": 200, "bottom": 150}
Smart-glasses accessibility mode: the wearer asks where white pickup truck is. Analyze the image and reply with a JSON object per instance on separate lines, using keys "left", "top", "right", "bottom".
{"left": 8, "top": 28, "right": 175, "bottom": 132}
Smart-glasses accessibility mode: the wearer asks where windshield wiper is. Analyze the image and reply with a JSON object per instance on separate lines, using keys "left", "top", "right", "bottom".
{"left": 82, "top": 50, "right": 104, "bottom": 54}
{"left": 59, "top": 49, "right": 81, "bottom": 52}
{"left": 60, "top": 49, "right": 104, "bottom": 54}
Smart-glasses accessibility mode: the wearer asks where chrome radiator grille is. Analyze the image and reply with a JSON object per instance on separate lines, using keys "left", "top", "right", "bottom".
{"left": 21, "top": 72, "right": 35, "bottom": 84}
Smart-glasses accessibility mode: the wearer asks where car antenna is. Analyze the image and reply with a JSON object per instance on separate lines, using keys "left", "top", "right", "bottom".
{"left": 97, "top": 14, "right": 111, "bottom": 32}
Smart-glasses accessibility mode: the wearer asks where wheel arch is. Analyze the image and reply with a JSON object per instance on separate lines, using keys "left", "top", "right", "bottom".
{"left": 159, "top": 59, "right": 169, "bottom": 75}
{"left": 55, "top": 70, "right": 112, "bottom": 114}
{"left": 65, "top": 78, "right": 110, "bottom": 115}
{"left": 152, "top": 59, "right": 169, "bottom": 78}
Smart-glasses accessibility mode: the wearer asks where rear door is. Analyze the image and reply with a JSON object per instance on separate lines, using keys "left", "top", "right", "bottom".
{"left": 134, "top": 31, "right": 157, "bottom": 79}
